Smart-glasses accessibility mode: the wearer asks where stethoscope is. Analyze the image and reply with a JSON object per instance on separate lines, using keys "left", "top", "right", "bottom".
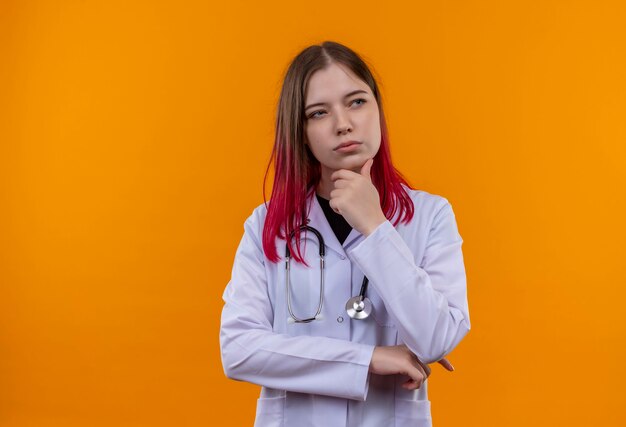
{"left": 285, "top": 225, "right": 373, "bottom": 323}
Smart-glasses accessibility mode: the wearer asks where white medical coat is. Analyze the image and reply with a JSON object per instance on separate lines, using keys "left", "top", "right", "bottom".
{"left": 220, "top": 186, "right": 470, "bottom": 427}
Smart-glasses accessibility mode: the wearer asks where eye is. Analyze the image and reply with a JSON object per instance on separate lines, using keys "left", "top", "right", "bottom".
{"left": 351, "top": 98, "right": 367, "bottom": 106}
{"left": 308, "top": 110, "right": 326, "bottom": 119}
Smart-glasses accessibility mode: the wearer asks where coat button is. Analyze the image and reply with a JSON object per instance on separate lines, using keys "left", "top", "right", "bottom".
{"left": 337, "top": 316, "right": 344, "bottom": 323}
{"left": 340, "top": 255, "right": 346, "bottom": 260}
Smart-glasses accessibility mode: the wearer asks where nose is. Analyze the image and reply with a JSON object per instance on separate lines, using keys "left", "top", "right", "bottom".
{"left": 335, "top": 110, "right": 353, "bottom": 135}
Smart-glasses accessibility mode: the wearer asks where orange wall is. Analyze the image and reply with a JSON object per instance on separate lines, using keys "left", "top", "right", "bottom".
{"left": 1, "top": 1, "right": 625, "bottom": 426}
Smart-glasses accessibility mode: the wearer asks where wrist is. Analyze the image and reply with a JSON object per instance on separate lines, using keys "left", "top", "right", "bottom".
{"left": 368, "top": 346, "right": 378, "bottom": 372}
{"left": 363, "top": 215, "right": 387, "bottom": 237}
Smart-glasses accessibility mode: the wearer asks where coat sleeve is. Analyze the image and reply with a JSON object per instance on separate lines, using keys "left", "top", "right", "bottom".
{"left": 347, "top": 198, "right": 470, "bottom": 365}
{"left": 219, "top": 211, "right": 376, "bottom": 401}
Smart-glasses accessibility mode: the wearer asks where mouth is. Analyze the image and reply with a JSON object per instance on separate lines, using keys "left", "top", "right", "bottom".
{"left": 334, "top": 140, "right": 362, "bottom": 151}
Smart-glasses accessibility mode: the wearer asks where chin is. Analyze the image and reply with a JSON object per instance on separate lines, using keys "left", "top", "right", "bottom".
{"left": 347, "top": 155, "right": 367, "bottom": 167}
{"left": 325, "top": 155, "right": 365, "bottom": 172}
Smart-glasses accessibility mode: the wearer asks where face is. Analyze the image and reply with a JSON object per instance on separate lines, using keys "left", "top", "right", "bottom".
{"left": 303, "top": 62, "right": 381, "bottom": 175}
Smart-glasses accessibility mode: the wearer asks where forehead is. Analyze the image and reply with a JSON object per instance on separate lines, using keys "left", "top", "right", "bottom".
{"left": 305, "top": 62, "right": 370, "bottom": 101}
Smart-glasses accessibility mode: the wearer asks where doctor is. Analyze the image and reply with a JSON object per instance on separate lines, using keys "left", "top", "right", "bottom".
{"left": 220, "top": 41, "right": 470, "bottom": 427}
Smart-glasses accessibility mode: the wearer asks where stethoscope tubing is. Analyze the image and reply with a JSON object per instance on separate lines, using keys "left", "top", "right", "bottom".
{"left": 285, "top": 225, "right": 371, "bottom": 323}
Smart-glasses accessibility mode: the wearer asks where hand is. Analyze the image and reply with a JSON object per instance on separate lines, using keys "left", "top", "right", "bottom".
{"left": 369, "top": 345, "right": 429, "bottom": 390}
{"left": 369, "top": 345, "right": 455, "bottom": 390}
{"left": 329, "top": 158, "right": 387, "bottom": 236}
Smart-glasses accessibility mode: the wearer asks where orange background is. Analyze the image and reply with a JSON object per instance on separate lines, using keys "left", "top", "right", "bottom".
{"left": 1, "top": 1, "right": 625, "bottom": 426}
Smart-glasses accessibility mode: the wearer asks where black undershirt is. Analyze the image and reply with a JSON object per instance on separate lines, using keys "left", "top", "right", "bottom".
{"left": 316, "top": 193, "right": 352, "bottom": 245}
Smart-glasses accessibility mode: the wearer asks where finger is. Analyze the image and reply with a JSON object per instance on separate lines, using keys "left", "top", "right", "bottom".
{"left": 331, "top": 179, "right": 350, "bottom": 189}
{"left": 330, "top": 169, "right": 358, "bottom": 182}
{"left": 402, "top": 378, "right": 419, "bottom": 390}
{"left": 329, "top": 188, "right": 347, "bottom": 202}
{"left": 401, "top": 373, "right": 421, "bottom": 390}
{"left": 360, "top": 158, "right": 374, "bottom": 179}
{"left": 407, "top": 365, "right": 425, "bottom": 390}
{"left": 403, "top": 377, "right": 423, "bottom": 390}
{"left": 415, "top": 361, "right": 428, "bottom": 379}
{"left": 437, "top": 358, "right": 455, "bottom": 372}
{"left": 416, "top": 358, "right": 432, "bottom": 378}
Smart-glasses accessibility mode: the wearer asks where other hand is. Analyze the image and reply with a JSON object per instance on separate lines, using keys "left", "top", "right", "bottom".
{"left": 369, "top": 344, "right": 455, "bottom": 390}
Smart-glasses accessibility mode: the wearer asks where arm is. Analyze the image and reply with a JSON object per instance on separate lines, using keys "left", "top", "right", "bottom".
{"left": 348, "top": 199, "right": 471, "bottom": 364}
{"left": 219, "top": 213, "right": 375, "bottom": 401}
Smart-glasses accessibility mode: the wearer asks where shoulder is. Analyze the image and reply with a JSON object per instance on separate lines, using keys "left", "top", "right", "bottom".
{"left": 400, "top": 185, "right": 462, "bottom": 242}
{"left": 240, "top": 200, "right": 270, "bottom": 236}
{"left": 401, "top": 184, "right": 452, "bottom": 220}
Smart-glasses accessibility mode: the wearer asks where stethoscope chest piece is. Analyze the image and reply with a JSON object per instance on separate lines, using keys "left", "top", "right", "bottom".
{"left": 345, "top": 296, "right": 372, "bottom": 320}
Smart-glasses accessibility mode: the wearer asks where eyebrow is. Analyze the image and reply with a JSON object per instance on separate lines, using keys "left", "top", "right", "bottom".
{"left": 304, "top": 89, "right": 369, "bottom": 111}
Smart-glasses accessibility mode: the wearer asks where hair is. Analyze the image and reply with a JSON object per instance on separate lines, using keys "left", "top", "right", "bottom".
{"left": 261, "top": 41, "right": 415, "bottom": 266}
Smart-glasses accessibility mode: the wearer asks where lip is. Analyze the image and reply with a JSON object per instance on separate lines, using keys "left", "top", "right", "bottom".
{"left": 334, "top": 141, "right": 362, "bottom": 151}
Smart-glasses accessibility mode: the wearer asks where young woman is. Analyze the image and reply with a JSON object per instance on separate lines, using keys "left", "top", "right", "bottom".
{"left": 219, "top": 41, "right": 470, "bottom": 427}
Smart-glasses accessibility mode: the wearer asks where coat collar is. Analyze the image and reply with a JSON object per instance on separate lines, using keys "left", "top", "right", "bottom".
{"left": 304, "top": 191, "right": 364, "bottom": 257}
